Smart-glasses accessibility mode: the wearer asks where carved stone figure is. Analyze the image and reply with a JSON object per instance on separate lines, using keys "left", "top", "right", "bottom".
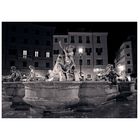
{"left": 58, "top": 41, "right": 76, "bottom": 81}
{"left": 27, "top": 65, "right": 36, "bottom": 81}
{"left": 2, "top": 66, "right": 22, "bottom": 82}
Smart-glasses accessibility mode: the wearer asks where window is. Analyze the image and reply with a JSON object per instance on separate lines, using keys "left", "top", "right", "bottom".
{"left": 23, "top": 61, "right": 27, "bottom": 67}
{"left": 96, "top": 59, "right": 103, "bottom": 65}
{"left": 127, "top": 53, "right": 130, "bottom": 56}
{"left": 35, "top": 51, "right": 39, "bottom": 57}
{"left": 54, "top": 50, "right": 59, "bottom": 55}
{"left": 23, "top": 50, "right": 27, "bottom": 59}
{"left": 79, "top": 59, "right": 83, "bottom": 65}
{"left": 87, "top": 59, "right": 91, "bottom": 65}
{"left": 11, "top": 37, "right": 16, "bottom": 43}
{"left": 79, "top": 36, "right": 82, "bottom": 43}
{"left": 64, "top": 38, "right": 67, "bottom": 43}
{"left": 127, "top": 68, "right": 131, "bottom": 73}
{"left": 96, "top": 48, "right": 103, "bottom": 55}
{"left": 85, "top": 48, "right": 92, "bottom": 55}
{"left": 86, "top": 36, "right": 90, "bottom": 43}
{"left": 35, "top": 40, "right": 39, "bottom": 45}
{"left": 10, "top": 61, "right": 15, "bottom": 66}
{"left": 46, "top": 52, "right": 50, "bottom": 58}
{"left": 46, "top": 40, "right": 51, "bottom": 46}
{"left": 46, "top": 63, "right": 50, "bottom": 68}
{"left": 55, "top": 38, "right": 58, "bottom": 43}
{"left": 71, "top": 36, "right": 75, "bottom": 43}
{"left": 24, "top": 28, "right": 28, "bottom": 33}
{"left": 35, "top": 30, "right": 40, "bottom": 35}
{"left": 24, "top": 39, "right": 28, "bottom": 44}
{"left": 34, "top": 62, "right": 38, "bottom": 67}
{"left": 127, "top": 61, "right": 131, "bottom": 64}
{"left": 9, "top": 49, "right": 17, "bottom": 55}
{"left": 97, "top": 36, "right": 101, "bottom": 43}
{"left": 126, "top": 45, "right": 129, "bottom": 48}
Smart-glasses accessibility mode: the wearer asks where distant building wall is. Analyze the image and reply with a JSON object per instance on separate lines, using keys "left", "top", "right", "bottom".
{"left": 53, "top": 32, "right": 108, "bottom": 81}
{"left": 114, "top": 41, "right": 133, "bottom": 78}
{"left": 2, "top": 23, "right": 55, "bottom": 76}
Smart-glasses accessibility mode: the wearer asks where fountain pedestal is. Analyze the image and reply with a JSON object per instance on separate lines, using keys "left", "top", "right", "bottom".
{"left": 23, "top": 81, "right": 80, "bottom": 112}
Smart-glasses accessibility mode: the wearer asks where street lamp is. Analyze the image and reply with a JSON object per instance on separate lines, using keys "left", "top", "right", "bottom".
{"left": 78, "top": 47, "right": 83, "bottom": 77}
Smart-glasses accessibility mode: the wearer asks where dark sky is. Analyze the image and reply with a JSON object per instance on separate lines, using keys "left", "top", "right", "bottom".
{"left": 35, "top": 22, "right": 137, "bottom": 64}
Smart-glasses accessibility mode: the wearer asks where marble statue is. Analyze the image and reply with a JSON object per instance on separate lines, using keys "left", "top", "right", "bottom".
{"left": 2, "top": 66, "right": 22, "bottom": 82}
{"left": 58, "top": 41, "right": 76, "bottom": 81}
{"left": 27, "top": 65, "right": 36, "bottom": 81}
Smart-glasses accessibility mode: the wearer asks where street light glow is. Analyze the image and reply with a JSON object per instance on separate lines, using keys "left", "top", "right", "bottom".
{"left": 118, "top": 65, "right": 125, "bottom": 72}
{"left": 78, "top": 48, "right": 83, "bottom": 54}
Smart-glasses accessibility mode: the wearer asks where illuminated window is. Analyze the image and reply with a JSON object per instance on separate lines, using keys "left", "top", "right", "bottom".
{"left": 23, "top": 50, "right": 27, "bottom": 59}
{"left": 46, "top": 52, "right": 50, "bottom": 58}
{"left": 35, "top": 51, "right": 39, "bottom": 57}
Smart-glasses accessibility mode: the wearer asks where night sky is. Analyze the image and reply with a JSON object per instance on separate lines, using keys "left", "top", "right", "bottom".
{"left": 35, "top": 22, "right": 137, "bottom": 64}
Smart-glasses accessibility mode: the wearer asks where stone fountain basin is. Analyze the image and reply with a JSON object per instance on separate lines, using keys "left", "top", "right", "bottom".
{"left": 23, "top": 81, "right": 120, "bottom": 110}
{"left": 23, "top": 81, "right": 80, "bottom": 110}
{"left": 2, "top": 81, "right": 135, "bottom": 112}
{"left": 2, "top": 82, "right": 25, "bottom": 97}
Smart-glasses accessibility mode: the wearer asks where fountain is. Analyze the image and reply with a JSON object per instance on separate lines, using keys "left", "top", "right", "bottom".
{"left": 2, "top": 41, "right": 135, "bottom": 114}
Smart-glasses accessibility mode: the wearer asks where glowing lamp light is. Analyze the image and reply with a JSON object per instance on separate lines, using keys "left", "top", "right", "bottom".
{"left": 127, "top": 75, "right": 131, "bottom": 81}
{"left": 118, "top": 65, "right": 125, "bottom": 72}
{"left": 78, "top": 48, "right": 83, "bottom": 54}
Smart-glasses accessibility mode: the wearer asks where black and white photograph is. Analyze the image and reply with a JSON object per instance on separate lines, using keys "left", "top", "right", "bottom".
{"left": 2, "top": 22, "right": 137, "bottom": 118}
{"left": 0, "top": 1, "right": 140, "bottom": 140}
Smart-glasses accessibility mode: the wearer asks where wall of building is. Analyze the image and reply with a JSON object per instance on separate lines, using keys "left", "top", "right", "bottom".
{"left": 53, "top": 32, "right": 108, "bottom": 81}
{"left": 115, "top": 41, "right": 133, "bottom": 78}
{"left": 2, "top": 23, "right": 55, "bottom": 76}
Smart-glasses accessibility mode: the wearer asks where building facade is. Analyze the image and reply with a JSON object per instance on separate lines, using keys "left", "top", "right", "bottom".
{"left": 114, "top": 41, "right": 133, "bottom": 79}
{"left": 2, "top": 23, "right": 55, "bottom": 76}
{"left": 53, "top": 32, "right": 108, "bottom": 81}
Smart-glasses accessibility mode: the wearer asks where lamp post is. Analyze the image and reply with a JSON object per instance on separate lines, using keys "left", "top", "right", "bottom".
{"left": 78, "top": 47, "right": 83, "bottom": 77}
